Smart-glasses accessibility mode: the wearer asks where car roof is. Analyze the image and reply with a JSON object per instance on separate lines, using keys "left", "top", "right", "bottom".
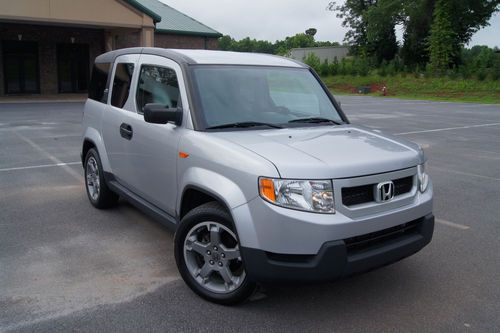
{"left": 95, "top": 48, "right": 305, "bottom": 68}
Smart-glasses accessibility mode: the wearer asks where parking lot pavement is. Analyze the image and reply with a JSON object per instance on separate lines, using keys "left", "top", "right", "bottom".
{"left": 0, "top": 97, "right": 499, "bottom": 332}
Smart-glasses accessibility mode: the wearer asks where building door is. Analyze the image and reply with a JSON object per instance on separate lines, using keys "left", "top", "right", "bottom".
{"left": 2, "top": 41, "right": 40, "bottom": 94}
{"left": 57, "top": 43, "right": 89, "bottom": 93}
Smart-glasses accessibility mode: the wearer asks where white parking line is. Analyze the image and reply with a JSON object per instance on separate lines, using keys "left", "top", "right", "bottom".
{"left": 15, "top": 132, "right": 82, "bottom": 181}
{"left": 0, "top": 162, "right": 81, "bottom": 172}
{"left": 436, "top": 219, "right": 470, "bottom": 230}
{"left": 395, "top": 122, "right": 500, "bottom": 135}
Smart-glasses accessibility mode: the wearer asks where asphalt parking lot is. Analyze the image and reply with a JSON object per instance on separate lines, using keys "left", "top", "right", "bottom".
{"left": 1, "top": 97, "right": 499, "bottom": 332}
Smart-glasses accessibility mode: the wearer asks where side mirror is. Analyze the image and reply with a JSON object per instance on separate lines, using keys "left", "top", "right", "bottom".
{"left": 143, "top": 103, "right": 183, "bottom": 126}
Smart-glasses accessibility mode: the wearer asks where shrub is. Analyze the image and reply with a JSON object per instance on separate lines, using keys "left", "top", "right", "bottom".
{"left": 378, "top": 60, "right": 388, "bottom": 77}
{"left": 339, "top": 58, "right": 349, "bottom": 75}
{"left": 386, "top": 60, "right": 397, "bottom": 76}
{"left": 446, "top": 68, "right": 459, "bottom": 80}
{"left": 477, "top": 69, "right": 487, "bottom": 81}
{"left": 320, "top": 59, "right": 330, "bottom": 76}
{"left": 492, "top": 60, "right": 500, "bottom": 81}
{"left": 329, "top": 57, "right": 340, "bottom": 76}
{"left": 357, "top": 58, "right": 370, "bottom": 76}
{"left": 458, "top": 66, "right": 472, "bottom": 79}
{"left": 303, "top": 53, "right": 321, "bottom": 73}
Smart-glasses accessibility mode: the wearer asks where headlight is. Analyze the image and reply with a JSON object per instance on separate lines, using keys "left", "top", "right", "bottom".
{"left": 259, "top": 177, "right": 335, "bottom": 213}
{"left": 417, "top": 163, "right": 429, "bottom": 193}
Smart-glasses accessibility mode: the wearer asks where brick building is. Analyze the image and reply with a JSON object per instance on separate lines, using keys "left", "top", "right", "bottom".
{"left": 0, "top": 0, "right": 221, "bottom": 96}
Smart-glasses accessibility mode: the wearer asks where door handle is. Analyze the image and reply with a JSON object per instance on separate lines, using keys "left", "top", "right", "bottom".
{"left": 120, "top": 123, "right": 133, "bottom": 140}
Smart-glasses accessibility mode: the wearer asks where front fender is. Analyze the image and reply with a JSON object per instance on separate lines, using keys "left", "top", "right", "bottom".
{"left": 178, "top": 167, "right": 256, "bottom": 212}
{"left": 177, "top": 167, "right": 262, "bottom": 248}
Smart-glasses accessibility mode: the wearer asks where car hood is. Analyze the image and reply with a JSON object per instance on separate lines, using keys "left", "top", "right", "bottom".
{"left": 212, "top": 125, "right": 424, "bottom": 179}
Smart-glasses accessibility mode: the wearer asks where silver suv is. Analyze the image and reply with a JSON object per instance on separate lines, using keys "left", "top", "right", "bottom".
{"left": 81, "top": 48, "right": 434, "bottom": 304}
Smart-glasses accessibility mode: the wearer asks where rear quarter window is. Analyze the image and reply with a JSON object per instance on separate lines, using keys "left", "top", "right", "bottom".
{"left": 88, "top": 63, "right": 111, "bottom": 103}
{"left": 111, "top": 63, "right": 135, "bottom": 109}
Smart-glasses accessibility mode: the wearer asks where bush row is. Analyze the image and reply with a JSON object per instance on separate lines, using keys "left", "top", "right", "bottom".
{"left": 302, "top": 47, "right": 500, "bottom": 81}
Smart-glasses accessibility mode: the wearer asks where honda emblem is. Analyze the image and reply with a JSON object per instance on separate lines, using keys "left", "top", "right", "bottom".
{"left": 375, "top": 181, "right": 395, "bottom": 202}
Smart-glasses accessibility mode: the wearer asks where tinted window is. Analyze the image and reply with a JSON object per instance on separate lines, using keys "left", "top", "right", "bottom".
{"left": 88, "top": 63, "right": 110, "bottom": 102}
{"left": 136, "top": 65, "right": 180, "bottom": 113}
{"left": 111, "top": 63, "right": 134, "bottom": 108}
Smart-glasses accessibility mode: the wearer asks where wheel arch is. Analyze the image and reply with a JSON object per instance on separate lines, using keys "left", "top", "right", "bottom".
{"left": 179, "top": 185, "right": 232, "bottom": 221}
{"left": 82, "top": 127, "right": 112, "bottom": 172}
{"left": 81, "top": 139, "right": 96, "bottom": 165}
{"left": 177, "top": 166, "right": 256, "bottom": 219}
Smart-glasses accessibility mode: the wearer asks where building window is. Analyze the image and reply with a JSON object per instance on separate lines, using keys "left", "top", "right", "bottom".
{"left": 2, "top": 40, "right": 40, "bottom": 94}
{"left": 111, "top": 63, "right": 135, "bottom": 108}
{"left": 88, "top": 63, "right": 111, "bottom": 103}
{"left": 136, "top": 65, "right": 180, "bottom": 113}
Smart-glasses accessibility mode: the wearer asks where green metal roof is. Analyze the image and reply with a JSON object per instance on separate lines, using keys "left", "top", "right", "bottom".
{"left": 123, "top": 0, "right": 162, "bottom": 23}
{"left": 135, "top": 0, "right": 222, "bottom": 38}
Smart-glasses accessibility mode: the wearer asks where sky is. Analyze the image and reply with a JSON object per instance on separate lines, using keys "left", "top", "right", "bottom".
{"left": 160, "top": 0, "right": 499, "bottom": 48}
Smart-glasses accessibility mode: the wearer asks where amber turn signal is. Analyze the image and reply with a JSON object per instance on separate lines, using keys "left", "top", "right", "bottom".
{"left": 259, "top": 178, "right": 276, "bottom": 202}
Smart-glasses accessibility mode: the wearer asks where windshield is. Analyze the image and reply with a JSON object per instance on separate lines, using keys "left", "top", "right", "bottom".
{"left": 191, "top": 66, "right": 344, "bottom": 130}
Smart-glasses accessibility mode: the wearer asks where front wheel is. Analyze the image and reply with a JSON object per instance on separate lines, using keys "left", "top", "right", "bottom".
{"left": 174, "top": 202, "right": 256, "bottom": 305}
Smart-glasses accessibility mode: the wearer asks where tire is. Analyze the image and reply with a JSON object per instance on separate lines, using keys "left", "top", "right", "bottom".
{"left": 84, "top": 148, "right": 119, "bottom": 209}
{"left": 174, "top": 202, "right": 257, "bottom": 305}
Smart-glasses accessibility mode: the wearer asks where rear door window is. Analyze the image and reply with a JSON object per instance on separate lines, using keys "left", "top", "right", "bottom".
{"left": 111, "top": 63, "right": 135, "bottom": 108}
{"left": 136, "top": 65, "right": 180, "bottom": 113}
{"left": 88, "top": 63, "right": 110, "bottom": 103}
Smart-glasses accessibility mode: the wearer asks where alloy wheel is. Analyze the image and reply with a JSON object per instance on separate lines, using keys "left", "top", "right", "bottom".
{"left": 86, "top": 156, "right": 100, "bottom": 201}
{"left": 183, "top": 221, "right": 246, "bottom": 294}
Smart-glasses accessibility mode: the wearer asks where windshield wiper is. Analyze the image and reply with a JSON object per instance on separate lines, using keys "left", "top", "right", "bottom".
{"left": 206, "top": 121, "right": 283, "bottom": 130}
{"left": 288, "top": 117, "right": 343, "bottom": 125}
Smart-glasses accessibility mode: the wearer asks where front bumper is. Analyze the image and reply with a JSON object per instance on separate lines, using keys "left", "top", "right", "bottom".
{"left": 241, "top": 214, "right": 434, "bottom": 282}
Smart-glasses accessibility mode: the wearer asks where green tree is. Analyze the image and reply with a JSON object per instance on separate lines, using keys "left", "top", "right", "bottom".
{"left": 305, "top": 28, "right": 318, "bottom": 36}
{"left": 330, "top": 0, "right": 374, "bottom": 56}
{"left": 273, "top": 33, "right": 316, "bottom": 55}
{"left": 329, "top": 0, "right": 500, "bottom": 67}
{"left": 329, "top": 0, "right": 400, "bottom": 62}
{"left": 218, "top": 35, "right": 235, "bottom": 51}
{"left": 428, "top": 0, "right": 456, "bottom": 74}
{"left": 400, "top": 0, "right": 435, "bottom": 67}
{"left": 218, "top": 32, "right": 341, "bottom": 56}
{"left": 364, "top": 0, "right": 401, "bottom": 62}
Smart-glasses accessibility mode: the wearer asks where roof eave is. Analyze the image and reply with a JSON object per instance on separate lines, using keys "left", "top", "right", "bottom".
{"left": 123, "top": 0, "right": 162, "bottom": 23}
{"left": 156, "top": 28, "right": 222, "bottom": 38}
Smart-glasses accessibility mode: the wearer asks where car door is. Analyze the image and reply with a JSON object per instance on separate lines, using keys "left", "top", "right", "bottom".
{"left": 101, "top": 54, "right": 139, "bottom": 189}
{"left": 122, "top": 54, "right": 188, "bottom": 216}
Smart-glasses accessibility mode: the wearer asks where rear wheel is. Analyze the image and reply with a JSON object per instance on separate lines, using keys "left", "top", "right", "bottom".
{"left": 84, "top": 148, "right": 118, "bottom": 209}
{"left": 174, "top": 202, "right": 256, "bottom": 305}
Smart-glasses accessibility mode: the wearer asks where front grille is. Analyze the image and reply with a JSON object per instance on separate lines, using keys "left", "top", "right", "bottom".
{"left": 341, "top": 176, "right": 414, "bottom": 207}
{"left": 344, "top": 218, "right": 422, "bottom": 254}
{"left": 394, "top": 176, "right": 413, "bottom": 196}
{"left": 341, "top": 184, "right": 374, "bottom": 206}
